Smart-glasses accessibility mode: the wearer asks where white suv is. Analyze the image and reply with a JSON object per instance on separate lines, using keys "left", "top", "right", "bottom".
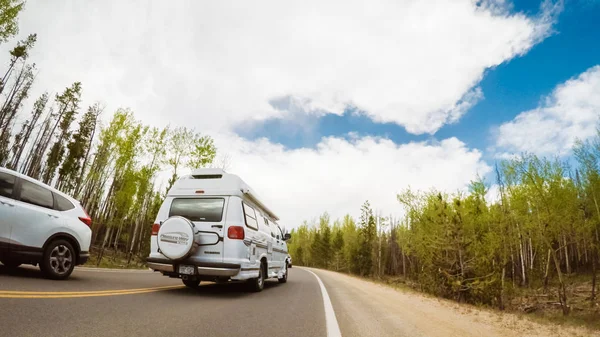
{"left": 147, "top": 168, "right": 290, "bottom": 292}
{"left": 0, "top": 167, "right": 92, "bottom": 280}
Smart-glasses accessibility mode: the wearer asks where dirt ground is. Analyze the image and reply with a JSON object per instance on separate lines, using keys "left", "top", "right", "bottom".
{"left": 309, "top": 267, "right": 600, "bottom": 337}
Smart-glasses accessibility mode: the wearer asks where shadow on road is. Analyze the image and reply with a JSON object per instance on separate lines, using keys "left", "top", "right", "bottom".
{"left": 164, "top": 279, "right": 284, "bottom": 299}
{"left": 0, "top": 265, "right": 84, "bottom": 281}
{"left": 0, "top": 265, "right": 45, "bottom": 278}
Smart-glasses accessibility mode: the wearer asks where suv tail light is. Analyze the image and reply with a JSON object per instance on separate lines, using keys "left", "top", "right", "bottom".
{"left": 79, "top": 217, "right": 92, "bottom": 227}
{"left": 79, "top": 208, "right": 92, "bottom": 228}
{"left": 227, "top": 226, "right": 245, "bottom": 240}
{"left": 151, "top": 223, "right": 160, "bottom": 236}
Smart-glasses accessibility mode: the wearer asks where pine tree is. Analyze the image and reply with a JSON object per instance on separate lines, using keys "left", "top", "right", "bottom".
{"left": 57, "top": 103, "right": 101, "bottom": 193}
{"left": 357, "top": 201, "right": 376, "bottom": 276}
{"left": 1, "top": 33, "right": 35, "bottom": 92}
{"left": 42, "top": 82, "right": 82, "bottom": 185}
{"left": 0, "top": 63, "right": 35, "bottom": 165}
{"left": 9, "top": 92, "right": 48, "bottom": 170}
{"left": 0, "top": 0, "right": 25, "bottom": 45}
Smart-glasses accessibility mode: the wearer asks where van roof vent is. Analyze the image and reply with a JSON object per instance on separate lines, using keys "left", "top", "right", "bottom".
{"left": 191, "top": 174, "right": 222, "bottom": 179}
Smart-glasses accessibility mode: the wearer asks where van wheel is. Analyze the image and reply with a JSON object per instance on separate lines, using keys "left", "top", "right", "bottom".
{"left": 278, "top": 264, "right": 288, "bottom": 283}
{"left": 182, "top": 278, "right": 201, "bottom": 288}
{"left": 248, "top": 261, "right": 265, "bottom": 292}
{"left": 40, "top": 239, "right": 76, "bottom": 280}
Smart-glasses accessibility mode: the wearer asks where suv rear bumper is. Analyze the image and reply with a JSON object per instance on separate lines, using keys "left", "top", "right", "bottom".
{"left": 146, "top": 257, "right": 240, "bottom": 277}
{"left": 78, "top": 251, "right": 90, "bottom": 265}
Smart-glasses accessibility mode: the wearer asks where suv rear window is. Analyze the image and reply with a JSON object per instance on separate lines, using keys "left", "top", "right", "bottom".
{"left": 54, "top": 193, "right": 75, "bottom": 211}
{"left": 169, "top": 198, "right": 225, "bottom": 222}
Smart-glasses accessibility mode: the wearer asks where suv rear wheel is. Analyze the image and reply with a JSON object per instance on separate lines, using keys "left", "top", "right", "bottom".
{"left": 40, "top": 239, "right": 76, "bottom": 280}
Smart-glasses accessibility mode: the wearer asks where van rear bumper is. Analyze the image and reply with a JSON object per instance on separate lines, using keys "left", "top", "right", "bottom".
{"left": 146, "top": 257, "right": 240, "bottom": 277}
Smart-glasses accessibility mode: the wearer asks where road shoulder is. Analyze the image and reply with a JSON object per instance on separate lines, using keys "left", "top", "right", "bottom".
{"left": 308, "top": 268, "right": 599, "bottom": 337}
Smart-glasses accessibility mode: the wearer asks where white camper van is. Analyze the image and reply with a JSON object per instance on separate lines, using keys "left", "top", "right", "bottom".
{"left": 146, "top": 169, "right": 290, "bottom": 292}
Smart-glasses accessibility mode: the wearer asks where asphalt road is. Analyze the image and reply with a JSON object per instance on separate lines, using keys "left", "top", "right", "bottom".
{"left": 1, "top": 264, "right": 576, "bottom": 337}
{"left": 0, "top": 265, "right": 327, "bottom": 337}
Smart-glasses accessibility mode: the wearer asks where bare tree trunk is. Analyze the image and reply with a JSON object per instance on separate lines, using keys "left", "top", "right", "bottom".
{"left": 592, "top": 249, "right": 597, "bottom": 306}
{"left": 550, "top": 246, "right": 569, "bottom": 315}
{"left": 499, "top": 265, "right": 506, "bottom": 310}
{"left": 519, "top": 239, "right": 526, "bottom": 285}
{"left": 584, "top": 237, "right": 588, "bottom": 264}
{"left": 113, "top": 222, "right": 123, "bottom": 251}
{"left": 459, "top": 248, "right": 465, "bottom": 278}
{"left": 529, "top": 237, "right": 534, "bottom": 270}
{"left": 127, "top": 222, "right": 140, "bottom": 266}
{"left": 402, "top": 250, "right": 406, "bottom": 277}
{"left": 510, "top": 248, "right": 516, "bottom": 288}
{"left": 96, "top": 227, "right": 112, "bottom": 267}
{"left": 377, "top": 215, "right": 382, "bottom": 277}
{"left": 563, "top": 235, "right": 571, "bottom": 275}
{"left": 544, "top": 248, "right": 551, "bottom": 292}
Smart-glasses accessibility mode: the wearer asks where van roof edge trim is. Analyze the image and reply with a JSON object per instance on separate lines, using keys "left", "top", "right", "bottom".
{"left": 243, "top": 189, "right": 280, "bottom": 222}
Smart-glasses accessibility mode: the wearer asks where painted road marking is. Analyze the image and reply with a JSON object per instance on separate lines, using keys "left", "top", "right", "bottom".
{"left": 303, "top": 268, "right": 342, "bottom": 337}
{"left": 0, "top": 285, "right": 184, "bottom": 299}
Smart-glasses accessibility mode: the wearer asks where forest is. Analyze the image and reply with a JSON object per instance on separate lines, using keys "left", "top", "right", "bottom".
{"left": 287, "top": 140, "right": 600, "bottom": 317}
{"left": 0, "top": 1, "right": 219, "bottom": 266}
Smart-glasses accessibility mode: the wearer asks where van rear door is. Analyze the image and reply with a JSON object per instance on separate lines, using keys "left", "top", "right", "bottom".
{"left": 168, "top": 197, "right": 226, "bottom": 263}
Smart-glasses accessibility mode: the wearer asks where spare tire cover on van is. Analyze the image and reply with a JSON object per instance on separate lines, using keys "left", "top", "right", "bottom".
{"left": 157, "top": 216, "right": 196, "bottom": 260}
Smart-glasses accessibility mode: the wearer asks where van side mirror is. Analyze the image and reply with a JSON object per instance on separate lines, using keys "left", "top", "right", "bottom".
{"left": 283, "top": 233, "right": 291, "bottom": 241}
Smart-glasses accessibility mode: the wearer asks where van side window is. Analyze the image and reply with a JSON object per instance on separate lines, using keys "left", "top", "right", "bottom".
{"left": 273, "top": 223, "right": 281, "bottom": 240}
{"left": 263, "top": 217, "right": 274, "bottom": 237}
{"left": 242, "top": 202, "right": 258, "bottom": 230}
{"left": 267, "top": 219, "right": 276, "bottom": 238}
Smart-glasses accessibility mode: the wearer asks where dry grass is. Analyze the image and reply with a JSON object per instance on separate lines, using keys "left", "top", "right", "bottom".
{"left": 84, "top": 247, "right": 147, "bottom": 270}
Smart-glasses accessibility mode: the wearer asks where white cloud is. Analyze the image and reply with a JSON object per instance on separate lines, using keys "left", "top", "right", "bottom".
{"left": 187, "top": 133, "right": 490, "bottom": 228}
{"left": 485, "top": 183, "right": 502, "bottom": 205}
{"left": 494, "top": 65, "right": 600, "bottom": 157}
{"left": 2, "top": 0, "right": 559, "bottom": 135}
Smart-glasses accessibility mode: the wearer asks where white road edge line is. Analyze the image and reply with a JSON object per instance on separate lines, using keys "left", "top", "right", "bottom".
{"left": 303, "top": 268, "right": 342, "bottom": 337}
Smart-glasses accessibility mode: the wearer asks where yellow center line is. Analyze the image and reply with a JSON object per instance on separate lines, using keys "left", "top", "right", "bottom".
{"left": 0, "top": 285, "right": 185, "bottom": 299}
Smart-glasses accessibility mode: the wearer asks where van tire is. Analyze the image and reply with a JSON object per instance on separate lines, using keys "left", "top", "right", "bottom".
{"left": 248, "top": 261, "right": 266, "bottom": 292}
{"left": 278, "top": 264, "right": 288, "bottom": 283}
{"left": 182, "top": 278, "right": 201, "bottom": 288}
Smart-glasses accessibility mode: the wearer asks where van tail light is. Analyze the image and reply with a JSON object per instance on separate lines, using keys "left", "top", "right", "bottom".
{"left": 151, "top": 223, "right": 160, "bottom": 236}
{"left": 227, "top": 226, "right": 245, "bottom": 240}
{"left": 79, "top": 208, "right": 92, "bottom": 228}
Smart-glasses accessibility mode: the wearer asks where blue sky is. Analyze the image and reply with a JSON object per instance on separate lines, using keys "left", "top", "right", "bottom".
{"left": 238, "top": 0, "right": 600, "bottom": 163}
{"left": 8, "top": 0, "right": 600, "bottom": 226}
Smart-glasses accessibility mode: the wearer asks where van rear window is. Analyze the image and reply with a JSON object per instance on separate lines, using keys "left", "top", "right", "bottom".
{"left": 169, "top": 198, "right": 225, "bottom": 222}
